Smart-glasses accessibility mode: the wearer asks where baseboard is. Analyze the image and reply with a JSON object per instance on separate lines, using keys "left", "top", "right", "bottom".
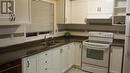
{"left": 73, "top": 65, "right": 90, "bottom": 73}
{"left": 64, "top": 65, "right": 89, "bottom": 73}
{"left": 64, "top": 65, "right": 74, "bottom": 73}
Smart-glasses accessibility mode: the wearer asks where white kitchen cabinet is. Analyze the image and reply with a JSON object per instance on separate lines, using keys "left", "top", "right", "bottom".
{"left": 74, "top": 42, "right": 82, "bottom": 66}
{"left": 112, "top": 0, "right": 126, "bottom": 26}
{"left": 22, "top": 55, "right": 37, "bottom": 73}
{"left": 64, "top": 0, "right": 114, "bottom": 24}
{"left": 37, "top": 50, "right": 53, "bottom": 73}
{"left": 110, "top": 46, "right": 123, "bottom": 73}
{"left": 67, "top": 43, "right": 75, "bottom": 68}
{"left": 15, "top": 0, "right": 31, "bottom": 24}
{"left": 65, "top": 0, "right": 71, "bottom": 24}
{"left": 22, "top": 43, "right": 77, "bottom": 73}
{"left": 0, "top": 0, "right": 15, "bottom": 25}
{"left": 56, "top": 0, "right": 65, "bottom": 24}
{"left": 60, "top": 43, "right": 76, "bottom": 72}
{"left": 0, "top": 0, "right": 30, "bottom": 25}
{"left": 87, "top": 0, "right": 114, "bottom": 19}
{"left": 51, "top": 48, "right": 62, "bottom": 73}
{"left": 60, "top": 44, "right": 69, "bottom": 72}
{"left": 127, "top": 0, "right": 130, "bottom": 13}
{"left": 71, "top": 0, "right": 87, "bottom": 24}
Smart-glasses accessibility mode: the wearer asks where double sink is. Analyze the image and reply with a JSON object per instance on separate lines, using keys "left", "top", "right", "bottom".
{"left": 26, "top": 40, "right": 64, "bottom": 55}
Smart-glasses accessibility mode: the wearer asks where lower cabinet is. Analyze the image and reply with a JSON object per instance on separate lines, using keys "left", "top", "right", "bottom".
{"left": 51, "top": 48, "right": 62, "bottom": 73}
{"left": 68, "top": 43, "right": 75, "bottom": 68}
{"left": 110, "top": 46, "right": 123, "bottom": 73}
{"left": 22, "top": 55, "right": 37, "bottom": 73}
{"left": 74, "top": 42, "right": 82, "bottom": 67}
{"left": 60, "top": 44, "right": 69, "bottom": 73}
{"left": 22, "top": 42, "right": 81, "bottom": 73}
{"left": 60, "top": 43, "right": 75, "bottom": 72}
{"left": 22, "top": 42, "right": 123, "bottom": 73}
{"left": 37, "top": 50, "right": 53, "bottom": 73}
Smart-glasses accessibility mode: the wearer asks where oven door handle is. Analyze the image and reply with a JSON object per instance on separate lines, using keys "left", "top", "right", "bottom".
{"left": 83, "top": 45, "right": 109, "bottom": 51}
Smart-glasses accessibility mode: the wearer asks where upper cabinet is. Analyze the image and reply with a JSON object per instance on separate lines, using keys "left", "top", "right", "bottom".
{"left": 56, "top": 0, "right": 65, "bottom": 24}
{"left": 87, "top": 0, "right": 114, "bottom": 19}
{"left": 65, "top": 0, "right": 71, "bottom": 24}
{"left": 0, "top": 0, "right": 31, "bottom": 25}
{"left": 127, "top": 0, "right": 130, "bottom": 13}
{"left": 112, "top": 0, "right": 126, "bottom": 26}
{"left": 15, "top": 0, "right": 31, "bottom": 25}
{"left": 70, "top": 0, "right": 87, "bottom": 24}
{"left": 56, "top": 0, "right": 114, "bottom": 24}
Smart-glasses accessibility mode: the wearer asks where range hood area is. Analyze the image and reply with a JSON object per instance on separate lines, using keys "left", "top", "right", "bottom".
{"left": 86, "top": 19, "right": 112, "bottom": 25}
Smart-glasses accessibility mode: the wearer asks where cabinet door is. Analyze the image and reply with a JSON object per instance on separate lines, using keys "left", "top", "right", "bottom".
{"left": 110, "top": 46, "right": 123, "bottom": 73}
{"left": 127, "top": 0, "right": 130, "bottom": 13}
{"left": 65, "top": 0, "right": 71, "bottom": 24}
{"left": 15, "top": 0, "right": 31, "bottom": 24}
{"left": 87, "top": 0, "right": 101, "bottom": 19}
{"left": 51, "top": 48, "right": 61, "bottom": 73}
{"left": 68, "top": 43, "right": 75, "bottom": 68}
{"left": 0, "top": 0, "right": 30, "bottom": 25}
{"left": 61, "top": 45, "right": 69, "bottom": 73}
{"left": 74, "top": 42, "right": 82, "bottom": 66}
{"left": 87, "top": 0, "right": 100, "bottom": 14}
{"left": 37, "top": 50, "right": 53, "bottom": 73}
{"left": 22, "top": 55, "right": 37, "bottom": 73}
{"left": 0, "top": 0, "right": 15, "bottom": 25}
{"left": 71, "top": 0, "right": 87, "bottom": 24}
{"left": 100, "top": 0, "right": 113, "bottom": 18}
{"left": 56, "top": 0, "right": 65, "bottom": 24}
{"left": 87, "top": 0, "right": 113, "bottom": 19}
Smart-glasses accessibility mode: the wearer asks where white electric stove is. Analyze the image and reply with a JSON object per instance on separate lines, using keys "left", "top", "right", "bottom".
{"left": 82, "top": 32, "right": 113, "bottom": 73}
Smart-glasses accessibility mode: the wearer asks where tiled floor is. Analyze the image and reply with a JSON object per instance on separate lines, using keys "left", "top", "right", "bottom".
{"left": 67, "top": 68, "right": 88, "bottom": 73}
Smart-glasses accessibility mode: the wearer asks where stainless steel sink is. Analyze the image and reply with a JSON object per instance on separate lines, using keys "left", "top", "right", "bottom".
{"left": 41, "top": 41, "right": 63, "bottom": 47}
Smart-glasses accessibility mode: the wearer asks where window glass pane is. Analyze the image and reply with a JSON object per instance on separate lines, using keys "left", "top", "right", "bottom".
{"left": 87, "top": 49, "right": 104, "bottom": 60}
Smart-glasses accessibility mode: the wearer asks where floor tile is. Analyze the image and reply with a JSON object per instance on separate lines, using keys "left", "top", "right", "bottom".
{"left": 67, "top": 68, "right": 88, "bottom": 73}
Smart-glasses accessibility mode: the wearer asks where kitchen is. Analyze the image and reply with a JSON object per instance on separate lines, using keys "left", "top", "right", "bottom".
{"left": 0, "top": 0, "right": 129, "bottom": 73}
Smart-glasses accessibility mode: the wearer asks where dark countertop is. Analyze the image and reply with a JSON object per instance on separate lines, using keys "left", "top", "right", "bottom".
{"left": 0, "top": 36, "right": 124, "bottom": 66}
{"left": 112, "top": 39, "right": 124, "bottom": 47}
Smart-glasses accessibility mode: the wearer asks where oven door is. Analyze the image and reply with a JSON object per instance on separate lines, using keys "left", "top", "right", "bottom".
{"left": 82, "top": 44, "right": 109, "bottom": 67}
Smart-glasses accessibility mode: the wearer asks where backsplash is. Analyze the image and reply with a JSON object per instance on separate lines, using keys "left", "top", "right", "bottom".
{"left": 58, "top": 24, "right": 125, "bottom": 33}
{"left": 0, "top": 23, "right": 125, "bottom": 47}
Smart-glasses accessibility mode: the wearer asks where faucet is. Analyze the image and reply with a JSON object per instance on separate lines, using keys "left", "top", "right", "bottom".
{"left": 51, "top": 36, "right": 55, "bottom": 44}
{"left": 44, "top": 35, "right": 47, "bottom": 46}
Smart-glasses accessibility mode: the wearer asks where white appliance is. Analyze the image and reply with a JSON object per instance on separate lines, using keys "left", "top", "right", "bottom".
{"left": 82, "top": 32, "right": 113, "bottom": 73}
{"left": 123, "top": 14, "right": 130, "bottom": 73}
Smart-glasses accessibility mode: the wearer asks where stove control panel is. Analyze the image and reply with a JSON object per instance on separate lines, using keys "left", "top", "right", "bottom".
{"left": 89, "top": 32, "right": 113, "bottom": 38}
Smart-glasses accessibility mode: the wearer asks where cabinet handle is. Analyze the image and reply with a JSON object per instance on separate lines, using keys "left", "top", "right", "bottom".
{"left": 45, "top": 53, "right": 47, "bottom": 56}
{"left": 9, "top": 14, "right": 13, "bottom": 21}
{"left": 127, "top": 51, "right": 130, "bottom": 59}
{"left": 13, "top": 14, "right": 16, "bottom": 21}
{"left": 97, "top": 8, "right": 99, "bottom": 12}
{"left": 45, "top": 68, "right": 48, "bottom": 70}
{"left": 79, "top": 43, "right": 83, "bottom": 49}
{"left": 65, "top": 17, "right": 67, "bottom": 22}
{"left": 27, "top": 61, "right": 30, "bottom": 68}
{"left": 45, "top": 61, "right": 47, "bottom": 63}
{"left": 100, "top": 8, "right": 101, "bottom": 12}
{"left": 110, "top": 48, "right": 112, "bottom": 53}
{"left": 60, "top": 49, "right": 63, "bottom": 53}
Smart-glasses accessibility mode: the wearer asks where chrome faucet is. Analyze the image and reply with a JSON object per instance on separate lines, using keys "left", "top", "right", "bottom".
{"left": 44, "top": 35, "right": 47, "bottom": 46}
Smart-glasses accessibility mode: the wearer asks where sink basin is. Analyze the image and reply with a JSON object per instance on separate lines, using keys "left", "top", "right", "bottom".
{"left": 41, "top": 41, "right": 63, "bottom": 47}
